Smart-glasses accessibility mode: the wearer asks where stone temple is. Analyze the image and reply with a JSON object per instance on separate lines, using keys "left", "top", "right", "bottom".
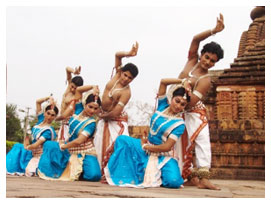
{"left": 204, "top": 6, "right": 265, "bottom": 180}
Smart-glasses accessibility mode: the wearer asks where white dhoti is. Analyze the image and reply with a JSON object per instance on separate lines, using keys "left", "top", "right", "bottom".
{"left": 181, "top": 101, "right": 211, "bottom": 179}
{"left": 94, "top": 114, "right": 129, "bottom": 169}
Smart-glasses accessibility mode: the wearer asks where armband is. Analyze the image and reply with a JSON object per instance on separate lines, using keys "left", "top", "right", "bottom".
{"left": 118, "top": 101, "right": 125, "bottom": 107}
{"left": 193, "top": 90, "right": 203, "bottom": 99}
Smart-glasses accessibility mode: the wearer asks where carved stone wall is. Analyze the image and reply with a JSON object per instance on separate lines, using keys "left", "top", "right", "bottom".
{"left": 206, "top": 6, "right": 265, "bottom": 180}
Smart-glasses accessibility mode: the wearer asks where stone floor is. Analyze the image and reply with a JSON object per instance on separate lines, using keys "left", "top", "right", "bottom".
{"left": 5, "top": 175, "right": 265, "bottom": 198}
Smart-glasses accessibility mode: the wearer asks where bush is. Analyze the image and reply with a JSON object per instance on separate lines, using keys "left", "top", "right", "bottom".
{"left": 6, "top": 140, "right": 18, "bottom": 154}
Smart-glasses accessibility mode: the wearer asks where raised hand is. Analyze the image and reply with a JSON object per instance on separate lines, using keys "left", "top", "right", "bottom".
{"left": 48, "top": 94, "right": 56, "bottom": 106}
{"left": 213, "top": 13, "right": 224, "bottom": 34}
{"left": 127, "top": 41, "right": 139, "bottom": 57}
{"left": 74, "top": 66, "right": 81, "bottom": 75}
{"left": 92, "top": 85, "right": 100, "bottom": 96}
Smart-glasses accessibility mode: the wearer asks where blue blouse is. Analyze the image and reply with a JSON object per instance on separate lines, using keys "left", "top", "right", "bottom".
{"left": 148, "top": 96, "right": 185, "bottom": 145}
{"left": 31, "top": 113, "right": 57, "bottom": 143}
{"left": 68, "top": 102, "right": 96, "bottom": 142}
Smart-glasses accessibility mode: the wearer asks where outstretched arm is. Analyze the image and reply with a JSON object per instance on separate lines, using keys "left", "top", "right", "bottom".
{"left": 25, "top": 138, "right": 44, "bottom": 150}
{"left": 115, "top": 42, "right": 139, "bottom": 72}
{"left": 143, "top": 138, "right": 176, "bottom": 153}
{"left": 66, "top": 66, "right": 81, "bottom": 84}
{"left": 188, "top": 14, "right": 224, "bottom": 59}
{"left": 59, "top": 133, "right": 88, "bottom": 150}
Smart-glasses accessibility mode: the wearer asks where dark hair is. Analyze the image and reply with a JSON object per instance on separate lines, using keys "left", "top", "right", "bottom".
{"left": 71, "top": 76, "right": 84, "bottom": 86}
{"left": 121, "top": 63, "right": 139, "bottom": 78}
{"left": 200, "top": 41, "right": 224, "bottom": 62}
{"left": 172, "top": 87, "right": 190, "bottom": 102}
{"left": 45, "top": 105, "right": 59, "bottom": 115}
{"left": 85, "top": 94, "right": 102, "bottom": 106}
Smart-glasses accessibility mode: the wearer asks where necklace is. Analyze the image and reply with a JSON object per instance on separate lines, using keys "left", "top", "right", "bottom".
{"left": 163, "top": 107, "right": 180, "bottom": 118}
{"left": 188, "top": 63, "right": 199, "bottom": 78}
{"left": 108, "top": 79, "right": 129, "bottom": 98}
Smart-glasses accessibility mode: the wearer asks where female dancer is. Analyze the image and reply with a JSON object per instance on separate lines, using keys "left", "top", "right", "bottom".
{"left": 57, "top": 66, "right": 99, "bottom": 142}
{"left": 104, "top": 78, "right": 189, "bottom": 188}
{"left": 38, "top": 92, "right": 102, "bottom": 181}
{"left": 6, "top": 95, "right": 58, "bottom": 176}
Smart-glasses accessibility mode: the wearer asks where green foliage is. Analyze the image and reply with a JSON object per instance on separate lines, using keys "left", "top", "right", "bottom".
{"left": 6, "top": 104, "right": 24, "bottom": 143}
{"left": 29, "top": 115, "right": 60, "bottom": 131}
{"left": 6, "top": 140, "right": 18, "bottom": 154}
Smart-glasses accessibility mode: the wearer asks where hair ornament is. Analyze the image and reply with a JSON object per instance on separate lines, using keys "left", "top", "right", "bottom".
{"left": 167, "top": 84, "right": 185, "bottom": 104}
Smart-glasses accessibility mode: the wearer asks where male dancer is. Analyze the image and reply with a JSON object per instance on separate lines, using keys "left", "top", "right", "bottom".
{"left": 94, "top": 42, "right": 139, "bottom": 177}
{"left": 179, "top": 14, "right": 224, "bottom": 190}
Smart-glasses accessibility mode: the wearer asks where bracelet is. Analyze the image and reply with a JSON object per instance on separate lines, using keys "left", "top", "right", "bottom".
{"left": 26, "top": 145, "right": 30, "bottom": 150}
{"left": 181, "top": 78, "right": 187, "bottom": 86}
{"left": 142, "top": 143, "right": 148, "bottom": 150}
{"left": 60, "top": 144, "right": 65, "bottom": 150}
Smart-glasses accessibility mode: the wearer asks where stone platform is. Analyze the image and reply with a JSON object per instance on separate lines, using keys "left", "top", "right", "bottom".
{"left": 5, "top": 175, "right": 264, "bottom": 198}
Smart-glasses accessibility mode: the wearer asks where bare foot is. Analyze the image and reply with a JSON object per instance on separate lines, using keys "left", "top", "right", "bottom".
{"left": 198, "top": 178, "right": 221, "bottom": 190}
{"left": 184, "top": 177, "right": 200, "bottom": 186}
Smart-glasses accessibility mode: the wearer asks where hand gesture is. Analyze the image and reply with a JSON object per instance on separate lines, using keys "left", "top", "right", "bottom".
{"left": 184, "top": 80, "right": 192, "bottom": 96}
{"left": 213, "top": 13, "right": 224, "bottom": 34}
{"left": 126, "top": 41, "right": 139, "bottom": 57}
{"left": 141, "top": 130, "right": 148, "bottom": 146}
{"left": 59, "top": 140, "right": 65, "bottom": 151}
{"left": 92, "top": 85, "right": 100, "bottom": 96}
{"left": 74, "top": 66, "right": 81, "bottom": 75}
{"left": 48, "top": 94, "right": 56, "bottom": 106}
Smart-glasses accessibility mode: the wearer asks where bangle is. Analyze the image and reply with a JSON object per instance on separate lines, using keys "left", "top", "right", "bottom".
{"left": 60, "top": 144, "right": 65, "bottom": 150}
{"left": 181, "top": 78, "right": 188, "bottom": 86}
{"left": 142, "top": 143, "right": 148, "bottom": 150}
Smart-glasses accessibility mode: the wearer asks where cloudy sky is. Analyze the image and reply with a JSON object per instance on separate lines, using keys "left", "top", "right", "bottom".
{"left": 5, "top": 4, "right": 259, "bottom": 118}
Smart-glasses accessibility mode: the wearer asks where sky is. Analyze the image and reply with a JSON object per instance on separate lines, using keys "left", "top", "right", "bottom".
{"left": 1, "top": 0, "right": 271, "bottom": 201}
{"left": 5, "top": 5, "right": 257, "bottom": 118}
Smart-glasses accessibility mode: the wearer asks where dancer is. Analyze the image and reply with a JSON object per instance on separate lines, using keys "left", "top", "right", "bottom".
{"left": 6, "top": 95, "right": 58, "bottom": 176}
{"left": 38, "top": 92, "right": 102, "bottom": 181}
{"left": 57, "top": 66, "right": 99, "bottom": 142}
{"left": 179, "top": 14, "right": 224, "bottom": 190}
{"left": 94, "top": 42, "right": 139, "bottom": 175}
{"left": 104, "top": 78, "right": 189, "bottom": 188}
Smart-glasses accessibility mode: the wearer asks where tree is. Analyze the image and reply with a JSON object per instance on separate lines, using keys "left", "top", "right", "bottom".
{"left": 125, "top": 100, "right": 154, "bottom": 126}
{"left": 6, "top": 104, "right": 24, "bottom": 142}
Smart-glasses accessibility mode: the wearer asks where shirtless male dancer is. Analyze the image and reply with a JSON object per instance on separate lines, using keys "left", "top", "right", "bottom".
{"left": 94, "top": 42, "right": 139, "bottom": 175}
{"left": 179, "top": 14, "right": 224, "bottom": 190}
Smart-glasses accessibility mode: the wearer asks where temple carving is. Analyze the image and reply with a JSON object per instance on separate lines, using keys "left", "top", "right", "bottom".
{"left": 204, "top": 6, "right": 265, "bottom": 180}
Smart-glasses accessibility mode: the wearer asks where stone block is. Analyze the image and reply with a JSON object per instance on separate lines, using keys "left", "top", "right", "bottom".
{"left": 218, "top": 130, "right": 244, "bottom": 143}
{"left": 251, "top": 120, "right": 264, "bottom": 129}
